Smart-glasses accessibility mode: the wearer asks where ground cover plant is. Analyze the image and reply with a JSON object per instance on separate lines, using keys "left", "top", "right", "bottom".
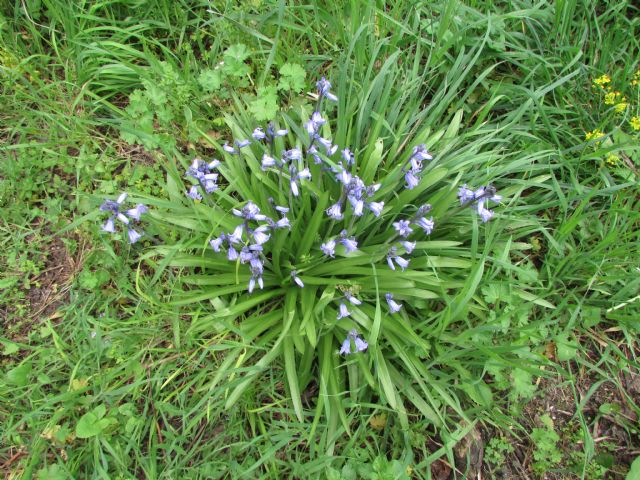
{"left": 1, "top": 1, "right": 640, "bottom": 479}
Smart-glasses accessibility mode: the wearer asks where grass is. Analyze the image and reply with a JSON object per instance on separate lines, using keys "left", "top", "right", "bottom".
{"left": 1, "top": 1, "right": 639, "bottom": 478}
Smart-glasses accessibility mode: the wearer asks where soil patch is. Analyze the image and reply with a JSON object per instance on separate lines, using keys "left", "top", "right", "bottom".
{"left": 2, "top": 225, "right": 85, "bottom": 340}
{"left": 482, "top": 338, "right": 640, "bottom": 479}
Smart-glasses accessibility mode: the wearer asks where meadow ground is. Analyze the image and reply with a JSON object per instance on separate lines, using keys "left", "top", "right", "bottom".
{"left": 1, "top": 1, "right": 639, "bottom": 479}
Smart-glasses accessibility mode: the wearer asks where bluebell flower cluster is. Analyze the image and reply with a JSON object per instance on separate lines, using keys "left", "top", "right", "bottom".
{"left": 458, "top": 184, "right": 502, "bottom": 222}
{"left": 209, "top": 200, "right": 291, "bottom": 293}
{"left": 173, "top": 77, "right": 500, "bottom": 356}
{"left": 404, "top": 144, "right": 433, "bottom": 189}
{"left": 253, "top": 125, "right": 289, "bottom": 143}
{"left": 387, "top": 246, "right": 410, "bottom": 271}
{"left": 334, "top": 291, "right": 364, "bottom": 321}
{"left": 99, "top": 192, "right": 148, "bottom": 244}
{"left": 316, "top": 77, "right": 338, "bottom": 102}
{"left": 340, "top": 329, "right": 368, "bottom": 355}
{"left": 185, "top": 158, "right": 221, "bottom": 200}
{"left": 222, "top": 139, "right": 251, "bottom": 155}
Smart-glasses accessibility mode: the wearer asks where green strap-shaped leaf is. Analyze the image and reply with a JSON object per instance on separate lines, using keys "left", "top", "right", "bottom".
{"left": 374, "top": 347, "right": 397, "bottom": 409}
{"left": 297, "top": 192, "right": 329, "bottom": 257}
{"left": 359, "top": 138, "right": 384, "bottom": 184}
{"left": 369, "top": 263, "right": 382, "bottom": 346}
{"left": 284, "top": 335, "right": 303, "bottom": 422}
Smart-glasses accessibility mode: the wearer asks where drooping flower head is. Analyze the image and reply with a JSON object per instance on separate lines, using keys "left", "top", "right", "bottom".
{"left": 341, "top": 148, "right": 354, "bottom": 165}
{"left": 393, "top": 220, "right": 413, "bottom": 238}
{"left": 344, "top": 292, "right": 362, "bottom": 305}
{"left": 185, "top": 158, "right": 220, "bottom": 198}
{"left": 261, "top": 154, "right": 277, "bottom": 170}
{"left": 339, "top": 329, "right": 368, "bottom": 355}
{"left": 315, "top": 136, "right": 338, "bottom": 156}
{"left": 283, "top": 148, "right": 303, "bottom": 161}
{"left": 251, "top": 225, "right": 271, "bottom": 245}
{"left": 209, "top": 236, "right": 224, "bottom": 252}
{"left": 187, "top": 185, "right": 202, "bottom": 201}
{"left": 339, "top": 230, "right": 358, "bottom": 253}
{"left": 306, "top": 111, "right": 326, "bottom": 137}
{"left": 458, "top": 184, "right": 476, "bottom": 204}
{"left": 233, "top": 201, "right": 267, "bottom": 221}
{"left": 316, "top": 77, "right": 338, "bottom": 102}
{"left": 405, "top": 169, "right": 420, "bottom": 190}
{"left": 248, "top": 257, "right": 265, "bottom": 293}
{"left": 337, "top": 302, "right": 351, "bottom": 320}
{"left": 321, "top": 239, "right": 336, "bottom": 257}
{"left": 291, "top": 271, "right": 304, "bottom": 288}
{"left": 127, "top": 229, "right": 142, "bottom": 244}
{"left": 387, "top": 246, "right": 410, "bottom": 271}
{"left": 409, "top": 144, "right": 433, "bottom": 170}
{"left": 99, "top": 193, "right": 147, "bottom": 244}
{"left": 385, "top": 293, "right": 403, "bottom": 313}
{"left": 459, "top": 184, "right": 501, "bottom": 222}
{"left": 307, "top": 144, "right": 323, "bottom": 164}
{"left": 414, "top": 216, "right": 434, "bottom": 235}
{"left": 326, "top": 202, "right": 343, "bottom": 220}
{"left": 252, "top": 127, "right": 266, "bottom": 140}
{"left": 368, "top": 201, "right": 384, "bottom": 217}
{"left": 401, "top": 241, "right": 416, "bottom": 254}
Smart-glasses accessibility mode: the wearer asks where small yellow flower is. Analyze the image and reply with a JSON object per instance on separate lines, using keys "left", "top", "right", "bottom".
{"left": 633, "top": 70, "right": 640, "bottom": 86}
{"left": 630, "top": 116, "right": 640, "bottom": 131}
{"left": 593, "top": 74, "right": 611, "bottom": 88}
{"left": 605, "top": 153, "right": 619, "bottom": 166}
{"left": 614, "top": 102, "right": 628, "bottom": 113}
{"left": 604, "top": 91, "right": 622, "bottom": 105}
{"left": 585, "top": 129, "right": 604, "bottom": 142}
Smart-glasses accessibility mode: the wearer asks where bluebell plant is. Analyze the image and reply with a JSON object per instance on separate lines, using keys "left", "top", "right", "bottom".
{"left": 174, "top": 77, "right": 502, "bottom": 357}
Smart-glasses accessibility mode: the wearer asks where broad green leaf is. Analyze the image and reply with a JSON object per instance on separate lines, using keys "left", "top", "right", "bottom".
{"left": 0, "top": 277, "right": 18, "bottom": 289}
{"left": 278, "top": 63, "right": 306, "bottom": 92}
{"left": 198, "top": 69, "right": 222, "bottom": 92}
{"left": 222, "top": 44, "right": 250, "bottom": 77}
{"left": 75, "top": 405, "right": 111, "bottom": 439}
{"left": 249, "top": 86, "right": 279, "bottom": 121}
{"left": 625, "top": 456, "right": 640, "bottom": 480}
{"left": 223, "top": 43, "right": 250, "bottom": 63}
{"left": 1, "top": 340, "right": 20, "bottom": 355}
{"left": 512, "top": 369, "right": 536, "bottom": 400}
{"left": 6, "top": 361, "right": 31, "bottom": 386}
{"left": 555, "top": 333, "right": 578, "bottom": 361}
{"left": 224, "top": 291, "right": 297, "bottom": 409}
{"left": 513, "top": 289, "right": 555, "bottom": 309}
{"left": 36, "top": 464, "right": 68, "bottom": 480}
